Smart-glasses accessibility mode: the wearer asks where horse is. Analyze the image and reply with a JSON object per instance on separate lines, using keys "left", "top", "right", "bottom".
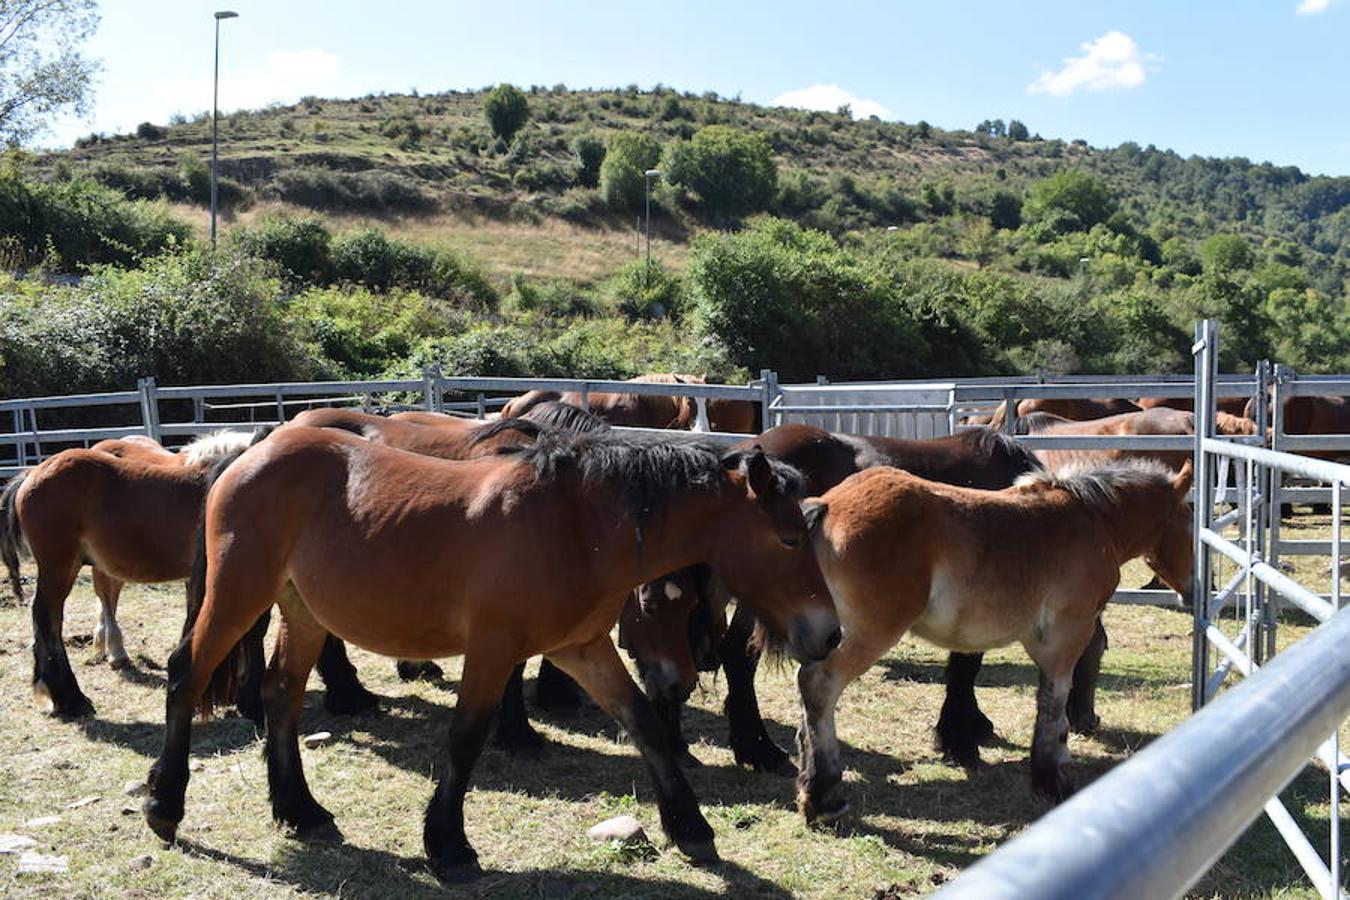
{"left": 143, "top": 424, "right": 840, "bottom": 882}
{"left": 287, "top": 401, "right": 613, "bottom": 750}
{"left": 626, "top": 423, "right": 1079, "bottom": 775}
{"left": 500, "top": 373, "right": 760, "bottom": 433}
{"left": 795, "top": 458, "right": 1194, "bottom": 825}
{"left": 0, "top": 431, "right": 257, "bottom": 718}
{"left": 1245, "top": 394, "right": 1350, "bottom": 461}
{"left": 1137, "top": 395, "right": 1251, "bottom": 416}
{"left": 1017, "top": 406, "right": 1256, "bottom": 474}
{"left": 987, "top": 397, "right": 1141, "bottom": 431}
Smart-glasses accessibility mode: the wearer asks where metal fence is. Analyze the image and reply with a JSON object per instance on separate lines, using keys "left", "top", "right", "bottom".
{"left": 936, "top": 320, "right": 1349, "bottom": 900}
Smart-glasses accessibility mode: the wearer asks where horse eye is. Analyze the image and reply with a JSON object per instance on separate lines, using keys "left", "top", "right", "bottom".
{"left": 781, "top": 536, "right": 801, "bottom": 549}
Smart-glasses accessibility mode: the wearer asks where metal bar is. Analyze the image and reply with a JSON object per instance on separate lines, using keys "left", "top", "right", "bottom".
{"left": 932, "top": 603, "right": 1350, "bottom": 900}
{"left": 1202, "top": 530, "right": 1337, "bottom": 622}
{"left": 1193, "top": 319, "right": 1216, "bottom": 711}
{"left": 769, "top": 403, "right": 952, "bottom": 414}
{"left": 1204, "top": 438, "right": 1350, "bottom": 487}
{"left": 1264, "top": 797, "right": 1340, "bottom": 900}
{"left": 1209, "top": 569, "right": 1248, "bottom": 621}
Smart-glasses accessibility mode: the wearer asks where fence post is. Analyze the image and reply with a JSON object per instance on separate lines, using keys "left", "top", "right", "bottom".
{"left": 1252, "top": 361, "right": 1271, "bottom": 666}
{"left": 11, "top": 409, "right": 24, "bottom": 467}
{"left": 137, "top": 377, "right": 162, "bottom": 443}
{"left": 760, "top": 369, "right": 780, "bottom": 428}
{"left": 1266, "top": 365, "right": 1291, "bottom": 662}
{"left": 1191, "top": 320, "right": 1217, "bottom": 710}
{"left": 422, "top": 364, "right": 443, "bottom": 412}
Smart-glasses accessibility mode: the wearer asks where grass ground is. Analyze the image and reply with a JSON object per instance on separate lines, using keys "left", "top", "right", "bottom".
{"left": 0, "top": 517, "right": 1344, "bottom": 899}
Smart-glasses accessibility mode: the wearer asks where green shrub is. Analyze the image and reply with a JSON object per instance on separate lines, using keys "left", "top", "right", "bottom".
{"left": 287, "top": 286, "right": 464, "bottom": 377}
{"left": 664, "top": 125, "right": 777, "bottom": 220}
{"left": 266, "top": 167, "right": 436, "bottom": 214}
{"left": 570, "top": 133, "right": 605, "bottom": 187}
{"left": 0, "top": 159, "right": 192, "bottom": 270}
{"left": 329, "top": 228, "right": 496, "bottom": 309}
{"left": 231, "top": 215, "right": 334, "bottom": 284}
{"left": 484, "top": 84, "right": 530, "bottom": 142}
{"left": 600, "top": 132, "right": 662, "bottom": 212}
{"left": 604, "top": 259, "right": 684, "bottom": 320}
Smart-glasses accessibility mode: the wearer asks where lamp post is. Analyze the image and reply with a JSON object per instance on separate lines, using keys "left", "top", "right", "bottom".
{"left": 210, "top": 10, "right": 239, "bottom": 250}
{"left": 643, "top": 168, "right": 661, "bottom": 272}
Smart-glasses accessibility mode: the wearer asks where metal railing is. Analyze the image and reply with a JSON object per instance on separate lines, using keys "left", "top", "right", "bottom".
{"left": 936, "top": 320, "right": 1350, "bottom": 899}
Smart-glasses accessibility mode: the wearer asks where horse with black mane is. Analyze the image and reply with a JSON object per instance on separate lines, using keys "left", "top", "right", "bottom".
{"left": 144, "top": 422, "right": 840, "bottom": 882}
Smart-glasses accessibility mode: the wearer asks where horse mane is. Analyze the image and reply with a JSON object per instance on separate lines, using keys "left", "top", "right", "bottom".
{"left": 1215, "top": 411, "right": 1258, "bottom": 436}
{"left": 517, "top": 400, "right": 610, "bottom": 434}
{"left": 961, "top": 426, "right": 1045, "bottom": 475}
{"left": 1014, "top": 458, "right": 1174, "bottom": 512}
{"left": 180, "top": 430, "right": 258, "bottom": 468}
{"left": 500, "top": 429, "right": 803, "bottom": 526}
{"left": 1013, "top": 412, "right": 1071, "bottom": 435}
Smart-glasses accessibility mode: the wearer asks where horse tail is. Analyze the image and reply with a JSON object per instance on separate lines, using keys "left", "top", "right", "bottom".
{"left": 0, "top": 470, "right": 30, "bottom": 603}
{"left": 183, "top": 426, "right": 275, "bottom": 718}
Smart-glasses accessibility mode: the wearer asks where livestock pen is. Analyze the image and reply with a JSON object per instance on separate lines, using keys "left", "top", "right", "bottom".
{"left": 0, "top": 322, "right": 1346, "bottom": 898}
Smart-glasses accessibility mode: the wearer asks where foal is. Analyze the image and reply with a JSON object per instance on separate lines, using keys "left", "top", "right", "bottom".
{"left": 795, "top": 459, "right": 1192, "bottom": 823}
{"left": 144, "top": 426, "right": 840, "bottom": 881}
{"left": 0, "top": 431, "right": 254, "bottom": 717}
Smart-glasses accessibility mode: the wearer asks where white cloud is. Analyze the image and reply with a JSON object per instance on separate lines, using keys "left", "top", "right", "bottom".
{"left": 1296, "top": 0, "right": 1333, "bottom": 14}
{"left": 1028, "top": 31, "right": 1160, "bottom": 97}
{"left": 771, "top": 84, "right": 891, "bottom": 120}
{"left": 150, "top": 48, "right": 340, "bottom": 117}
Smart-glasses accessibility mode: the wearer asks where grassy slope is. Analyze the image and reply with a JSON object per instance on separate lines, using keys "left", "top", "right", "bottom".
{"left": 0, "top": 517, "right": 1344, "bottom": 899}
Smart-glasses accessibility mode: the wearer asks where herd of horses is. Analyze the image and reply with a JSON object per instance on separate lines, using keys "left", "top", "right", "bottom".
{"left": 1, "top": 375, "right": 1342, "bottom": 883}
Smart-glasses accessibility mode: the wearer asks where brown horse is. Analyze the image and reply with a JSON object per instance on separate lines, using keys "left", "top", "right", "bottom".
{"left": 795, "top": 459, "right": 1193, "bottom": 823}
{"left": 143, "top": 425, "right": 840, "bottom": 881}
{"left": 987, "top": 397, "right": 1140, "bottom": 430}
{"left": 632, "top": 423, "right": 1063, "bottom": 775}
{"left": 500, "top": 373, "right": 759, "bottom": 433}
{"left": 1245, "top": 394, "right": 1350, "bottom": 461}
{"left": 1137, "top": 395, "right": 1250, "bottom": 416}
{"left": 1019, "top": 407, "right": 1256, "bottom": 473}
{"left": 0, "top": 432, "right": 256, "bottom": 718}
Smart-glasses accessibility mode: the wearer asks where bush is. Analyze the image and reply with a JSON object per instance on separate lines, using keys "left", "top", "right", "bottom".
{"left": 1025, "top": 170, "right": 1117, "bottom": 235}
{"left": 663, "top": 125, "right": 777, "bottom": 220}
{"left": 136, "top": 122, "right": 167, "bottom": 140}
{"left": 570, "top": 133, "right": 605, "bottom": 187}
{"left": 600, "top": 131, "right": 662, "bottom": 212}
{"left": 604, "top": 259, "right": 684, "bottom": 320}
{"left": 484, "top": 84, "right": 530, "bottom": 142}
{"left": 329, "top": 227, "right": 496, "bottom": 309}
{"left": 266, "top": 167, "right": 436, "bottom": 214}
{"left": 286, "top": 286, "right": 465, "bottom": 377}
{"left": 0, "top": 159, "right": 192, "bottom": 270}
{"left": 230, "top": 215, "right": 334, "bottom": 284}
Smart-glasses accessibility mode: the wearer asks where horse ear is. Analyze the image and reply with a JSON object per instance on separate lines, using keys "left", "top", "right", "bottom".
{"left": 744, "top": 447, "right": 773, "bottom": 497}
{"left": 1172, "top": 459, "right": 1194, "bottom": 499}
{"left": 801, "top": 499, "right": 828, "bottom": 532}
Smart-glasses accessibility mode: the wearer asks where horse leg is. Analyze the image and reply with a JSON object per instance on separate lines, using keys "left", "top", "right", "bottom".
{"left": 652, "top": 695, "right": 700, "bottom": 768}
{"left": 721, "top": 604, "right": 794, "bottom": 776}
{"left": 145, "top": 592, "right": 279, "bottom": 842}
{"left": 235, "top": 609, "right": 271, "bottom": 727}
{"left": 533, "top": 658, "right": 582, "bottom": 713}
{"left": 493, "top": 662, "right": 544, "bottom": 755}
{"left": 315, "top": 635, "right": 381, "bottom": 715}
{"left": 266, "top": 589, "right": 340, "bottom": 841}
{"left": 423, "top": 643, "right": 518, "bottom": 883}
{"left": 1066, "top": 618, "right": 1108, "bottom": 735}
{"left": 397, "top": 659, "right": 445, "bottom": 682}
{"left": 92, "top": 569, "right": 131, "bottom": 670}
{"left": 795, "top": 637, "right": 884, "bottom": 827}
{"left": 548, "top": 636, "right": 716, "bottom": 863}
{"left": 935, "top": 652, "right": 996, "bottom": 770}
{"left": 1023, "top": 624, "right": 1093, "bottom": 801}
{"left": 31, "top": 557, "right": 92, "bottom": 718}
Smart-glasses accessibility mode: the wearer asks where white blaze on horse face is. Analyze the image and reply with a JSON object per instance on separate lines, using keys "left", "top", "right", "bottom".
{"left": 664, "top": 581, "right": 683, "bottom": 601}
{"left": 691, "top": 397, "right": 711, "bottom": 433}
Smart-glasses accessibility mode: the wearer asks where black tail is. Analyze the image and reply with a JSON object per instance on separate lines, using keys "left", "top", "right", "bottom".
{"left": 182, "top": 426, "right": 274, "bottom": 719}
{"left": 0, "top": 470, "right": 29, "bottom": 604}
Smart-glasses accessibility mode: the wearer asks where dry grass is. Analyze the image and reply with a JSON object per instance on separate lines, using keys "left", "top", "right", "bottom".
{"left": 0, "top": 518, "right": 1344, "bottom": 899}
{"left": 172, "top": 201, "right": 692, "bottom": 288}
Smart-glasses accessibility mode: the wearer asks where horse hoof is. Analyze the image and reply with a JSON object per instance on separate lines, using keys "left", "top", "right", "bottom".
{"left": 144, "top": 806, "right": 180, "bottom": 844}
{"left": 296, "top": 818, "right": 343, "bottom": 844}
{"left": 54, "top": 695, "right": 96, "bottom": 720}
{"left": 1032, "top": 772, "right": 1076, "bottom": 803}
{"left": 397, "top": 660, "right": 443, "bottom": 682}
{"left": 1069, "top": 712, "right": 1101, "bottom": 736}
{"left": 736, "top": 743, "right": 797, "bottom": 777}
{"left": 798, "top": 789, "right": 850, "bottom": 828}
{"left": 428, "top": 849, "right": 482, "bottom": 884}
{"left": 494, "top": 728, "right": 546, "bottom": 759}
{"left": 109, "top": 655, "right": 133, "bottom": 672}
{"left": 675, "top": 836, "right": 719, "bottom": 864}
{"left": 974, "top": 715, "right": 997, "bottom": 746}
{"left": 324, "top": 688, "right": 381, "bottom": 716}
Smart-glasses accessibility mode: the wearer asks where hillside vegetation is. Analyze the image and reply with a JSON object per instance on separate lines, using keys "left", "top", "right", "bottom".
{"left": 2, "top": 85, "right": 1348, "bottom": 396}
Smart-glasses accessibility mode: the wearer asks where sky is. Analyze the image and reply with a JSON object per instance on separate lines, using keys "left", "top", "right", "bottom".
{"left": 37, "top": 0, "right": 1350, "bottom": 176}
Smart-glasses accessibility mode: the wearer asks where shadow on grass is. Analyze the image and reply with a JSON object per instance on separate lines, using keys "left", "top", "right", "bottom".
{"left": 875, "top": 655, "right": 1169, "bottom": 694}
{"left": 175, "top": 835, "right": 791, "bottom": 900}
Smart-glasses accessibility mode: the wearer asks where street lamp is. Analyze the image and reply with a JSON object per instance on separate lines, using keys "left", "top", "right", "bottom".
{"left": 210, "top": 10, "right": 239, "bottom": 250}
{"left": 644, "top": 169, "right": 662, "bottom": 271}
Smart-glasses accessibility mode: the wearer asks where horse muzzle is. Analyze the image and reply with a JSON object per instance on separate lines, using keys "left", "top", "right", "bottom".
{"left": 640, "top": 661, "right": 695, "bottom": 704}
{"left": 788, "top": 611, "right": 843, "bottom": 663}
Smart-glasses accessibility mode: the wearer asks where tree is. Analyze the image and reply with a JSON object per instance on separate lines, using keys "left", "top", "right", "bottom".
{"left": 1007, "top": 119, "right": 1030, "bottom": 141}
{"left": 1025, "top": 170, "right": 1117, "bottom": 234}
{"left": 599, "top": 131, "right": 661, "bottom": 212}
{"left": 0, "top": 0, "right": 100, "bottom": 145}
{"left": 569, "top": 132, "right": 605, "bottom": 187}
{"left": 1199, "top": 233, "right": 1254, "bottom": 274}
{"left": 483, "top": 83, "right": 529, "bottom": 142}
{"left": 663, "top": 125, "right": 777, "bottom": 220}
